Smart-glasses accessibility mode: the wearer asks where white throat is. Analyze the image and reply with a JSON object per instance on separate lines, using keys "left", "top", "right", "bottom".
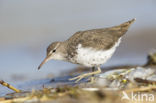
{"left": 51, "top": 53, "right": 66, "bottom": 61}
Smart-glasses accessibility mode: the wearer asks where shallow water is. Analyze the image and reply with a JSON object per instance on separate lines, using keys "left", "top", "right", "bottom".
{"left": 0, "top": 75, "right": 87, "bottom": 97}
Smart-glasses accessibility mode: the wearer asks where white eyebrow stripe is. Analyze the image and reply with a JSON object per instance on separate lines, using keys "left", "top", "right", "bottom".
{"left": 54, "top": 43, "right": 60, "bottom": 50}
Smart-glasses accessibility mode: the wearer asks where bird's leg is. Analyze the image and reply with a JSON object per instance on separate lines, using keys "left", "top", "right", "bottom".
{"left": 92, "top": 67, "right": 95, "bottom": 75}
{"left": 69, "top": 66, "right": 101, "bottom": 83}
{"left": 90, "top": 67, "right": 95, "bottom": 83}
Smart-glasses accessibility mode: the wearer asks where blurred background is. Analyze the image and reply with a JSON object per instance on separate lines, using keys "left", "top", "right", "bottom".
{"left": 0, "top": 0, "right": 156, "bottom": 84}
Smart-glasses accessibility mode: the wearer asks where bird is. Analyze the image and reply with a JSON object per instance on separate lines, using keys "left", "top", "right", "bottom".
{"left": 38, "top": 18, "right": 136, "bottom": 83}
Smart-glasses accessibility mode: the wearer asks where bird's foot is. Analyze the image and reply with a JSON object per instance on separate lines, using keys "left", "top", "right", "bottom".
{"left": 69, "top": 67, "right": 101, "bottom": 83}
{"left": 69, "top": 73, "right": 92, "bottom": 83}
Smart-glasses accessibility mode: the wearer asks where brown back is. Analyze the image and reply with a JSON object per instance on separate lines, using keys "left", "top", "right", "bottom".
{"left": 66, "top": 19, "right": 135, "bottom": 58}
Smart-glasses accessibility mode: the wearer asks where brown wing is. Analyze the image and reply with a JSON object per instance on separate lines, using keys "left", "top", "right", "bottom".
{"left": 67, "top": 30, "right": 117, "bottom": 50}
{"left": 66, "top": 19, "right": 135, "bottom": 57}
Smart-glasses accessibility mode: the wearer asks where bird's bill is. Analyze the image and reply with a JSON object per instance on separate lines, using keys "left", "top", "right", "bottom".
{"left": 38, "top": 55, "right": 51, "bottom": 70}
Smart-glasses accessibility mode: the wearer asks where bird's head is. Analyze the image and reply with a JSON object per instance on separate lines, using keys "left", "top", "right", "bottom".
{"left": 38, "top": 41, "right": 65, "bottom": 70}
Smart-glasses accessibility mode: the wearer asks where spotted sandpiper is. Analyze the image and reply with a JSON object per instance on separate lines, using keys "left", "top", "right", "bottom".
{"left": 38, "top": 19, "right": 136, "bottom": 83}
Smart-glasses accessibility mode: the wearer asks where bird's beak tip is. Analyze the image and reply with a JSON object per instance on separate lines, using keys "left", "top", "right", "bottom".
{"left": 37, "top": 56, "right": 51, "bottom": 70}
{"left": 37, "top": 63, "right": 43, "bottom": 70}
{"left": 38, "top": 66, "right": 40, "bottom": 70}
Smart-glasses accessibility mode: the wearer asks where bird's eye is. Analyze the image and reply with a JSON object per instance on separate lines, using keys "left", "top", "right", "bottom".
{"left": 53, "top": 49, "right": 56, "bottom": 52}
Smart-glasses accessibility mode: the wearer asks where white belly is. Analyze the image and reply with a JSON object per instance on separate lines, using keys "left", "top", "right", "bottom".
{"left": 75, "top": 38, "right": 121, "bottom": 67}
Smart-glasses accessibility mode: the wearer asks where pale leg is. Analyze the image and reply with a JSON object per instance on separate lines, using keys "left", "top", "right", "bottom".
{"left": 69, "top": 66, "right": 101, "bottom": 83}
{"left": 90, "top": 67, "right": 95, "bottom": 83}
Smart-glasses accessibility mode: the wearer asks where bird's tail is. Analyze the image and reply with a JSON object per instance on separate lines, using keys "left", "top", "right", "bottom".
{"left": 111, "top": 18, "right": 136, "bottom": 37}
{"left": 118, "top": 18, "right": 136, "bottom": 29}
